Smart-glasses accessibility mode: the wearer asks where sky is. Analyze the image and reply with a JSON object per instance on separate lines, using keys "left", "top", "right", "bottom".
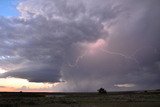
{"left": 0, "top": 0, "right": 19, "bottom": 17}
{"left": 0, "top": 0, "right": 160, "bottom": 92}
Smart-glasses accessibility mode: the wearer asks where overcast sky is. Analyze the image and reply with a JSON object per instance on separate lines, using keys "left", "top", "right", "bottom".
{"left": 0, "top": 0, "right": 160, "bottom": 92}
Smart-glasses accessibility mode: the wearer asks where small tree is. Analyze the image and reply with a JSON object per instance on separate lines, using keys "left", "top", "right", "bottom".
{"left": 97, "top": 88, "right": 107, "bottom": 94}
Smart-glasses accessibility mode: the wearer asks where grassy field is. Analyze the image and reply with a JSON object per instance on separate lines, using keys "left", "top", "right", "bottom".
{"left": 0, "top": 90, "right": 159, "bottom": 107}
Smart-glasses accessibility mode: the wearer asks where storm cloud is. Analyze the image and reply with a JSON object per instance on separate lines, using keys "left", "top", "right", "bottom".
{"left": 0, "top": 0, "right": 160, "bottom": 91}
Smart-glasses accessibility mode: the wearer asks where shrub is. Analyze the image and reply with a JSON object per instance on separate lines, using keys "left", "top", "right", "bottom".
{"left": 97, "top": 88, "right": 107, "bottom": 94}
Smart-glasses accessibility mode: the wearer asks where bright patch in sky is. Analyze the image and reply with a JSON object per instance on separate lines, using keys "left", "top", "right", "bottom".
{"left": 0, "top": 77, "right": 53, "bottom": 92}
{"left": 114, "top": 84, "right": 136, "bottom": 88}
{"left": 0, "top": 68, "right": 7, "bottom": 74}
{"left": 0, "top": 0, "right": 19, "bottom": 17}
{"left": 88, "top": 39, "right": 106, "bottom": 50}
{"left": 86, "top": 39, "right": 107, "bottom": 55}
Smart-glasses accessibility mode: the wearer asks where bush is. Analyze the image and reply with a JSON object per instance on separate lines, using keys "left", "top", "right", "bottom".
{"left": 97, "top": 88, "right": 107, "bottom": 94}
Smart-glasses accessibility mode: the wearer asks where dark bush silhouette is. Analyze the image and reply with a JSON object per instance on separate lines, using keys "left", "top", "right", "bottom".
{"left": 97, "top": 88, "right": 107, "bottom": 94}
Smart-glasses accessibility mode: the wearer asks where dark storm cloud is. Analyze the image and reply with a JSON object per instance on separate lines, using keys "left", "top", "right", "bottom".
{"left": 0, "top": 0, "right": 117, "bottom": 83}
{"left": 58, "top": 0, "right": 160, "bottom": 91}
{"left": 106, "top": 0, "right": 160, "bottom": 89}
{"left": 0, "top": 66, "right": 61, "bottom": 82}
{"left": 0, "top": 0, "right": 160, "bottom": 91}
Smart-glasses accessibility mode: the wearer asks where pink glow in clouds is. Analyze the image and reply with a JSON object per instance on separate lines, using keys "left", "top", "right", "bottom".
{"left": 87, "top": 39, "right": 107, "bottom": 54}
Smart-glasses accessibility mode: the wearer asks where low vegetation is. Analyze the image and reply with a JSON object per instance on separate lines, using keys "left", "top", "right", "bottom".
{"left": 0, "top": 90, "right": 159, "bottom": 107}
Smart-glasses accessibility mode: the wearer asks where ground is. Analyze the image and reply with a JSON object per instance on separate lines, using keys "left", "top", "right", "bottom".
{"left": 0, "top": 90, "right": 160, "bottom": 107}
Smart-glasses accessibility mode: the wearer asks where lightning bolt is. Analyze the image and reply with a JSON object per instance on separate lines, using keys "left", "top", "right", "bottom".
{"left": 68, "top": 51, "right": 87, "bottom": 67}
{"left": 68, "top": 48, "right": 140, "bottom": 68}
{"left": 68, "top": 39, "right": 145, "bottom": 68}
{"left": 100, "top": 48, "right": 139, "bottom": 65}
{"left": 131, "top": 46, "right": 158, "bottom": 57}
